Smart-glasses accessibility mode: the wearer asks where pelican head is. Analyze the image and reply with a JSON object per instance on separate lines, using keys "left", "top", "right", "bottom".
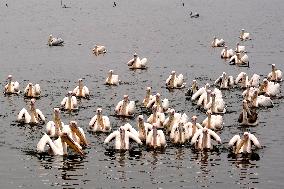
{"left": 138, "top": 115, "right": 144, "bottom": 124}
{"left": 205, "top": 83, "right": 210, "bottom": 90}
{"left": 152, "top": 104, "right": 158, "bottom": 113}
{"left": 156, "top": 93, "right": 161, "bottom": 101}
{"left": 191, "top": 115, "right": 197, "bottom": 123}
{"left": 236, "top": 53, "right": 241, "bottom": 58}
{"left": 54, "top": 107, "right": 60, "bottom": 117}
{"left": 146, "top": 87, "right": 151, "bottom": 92}
{"left": 134, "top": 53, "right": 138, "bottom": 60}
{"left": 272, "top": 64, "right": 276, "bottom": 71}
{"left": 241, "top": 29, "right": 245, "bottom": 33}
{"left": 263, "top": 79, "right": 268, "bottom": 86}
{"left": 67, "top": 91, "right": 73, "bottom": 97}
{"left": 211, "top": 92, "right": 216, "bottom": 98}
{"left": 224, "top": 46, "right": 228, "bottom": 50}
{"left": 206, "top": 89, "right": 212, "bottom": 95}
{"left": 109, "top": 70, "right": 113, "bottom": 75}
{"left": 123, "top": 95, "right": 129, "bottom": 102}
{"left": 206, "top": 110, "right": 212, "bottom": 117}
{"left": 60, "top": 132, "right": 85, "bottom": 157}
{"left": 202, "top": 127, "right": 208, "bottom": 134}
{"left": 171, "top": 71, "right": 176, "bottom": 76}
{"left": 97, "top": 108, "right": 102, "bottom": 115}
{"left": 28, "top": 83, "right": 33, "bottom": 87}
{"left": 7, "top": 75, "right": 12, "bottom": 81}
{"left": 119, "top": 127, "right": 125, "bottom": 139}
{"left": 69, "top": 121, "right": 88, "bottom": 146}
{"left": 30, "top": 98, "right": 36, "bottom": 106}
{"left": 243, "top": 132, "right": 249, "bottom": 140}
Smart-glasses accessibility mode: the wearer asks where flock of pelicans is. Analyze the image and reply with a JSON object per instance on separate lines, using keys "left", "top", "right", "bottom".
{"left": 3, "top": 29, "right": 282, "bottom": 158}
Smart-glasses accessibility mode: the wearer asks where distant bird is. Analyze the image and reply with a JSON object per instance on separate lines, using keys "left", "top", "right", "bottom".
{"left": 147, "top": 105, "right": 166, "bottom": 128}
{"left": 189, "top": 11, "right": 199, "bottom": 18}
{"left": 46, "top": 108, "right": 66, "bottom": 137}
{"left": 146, "top": 123, "right": 167, "bottom": 149}
{"left": 24, "top": 83, "right": 41, "bottom": 98}
{"left": 191, "top": 83, "right": 210, "bottom": 102}
{"left": 146, "top": 93, "right": 169, "bottom": 113}
{"left": 163, "top": 109, "right": 184, "bottom": 133}
{"left": 166, "top": 71, "right": 186, "bottom": 89}
{"left": 136, "top": 115, "right": 153, "bottom": 142}
{"left": 211, "top": 36, "right": 225, "bottom": 47}
{"left": 238, "top": 100, "right": 258, "bottom": 126}
{"left": 142, "top": 87, "right": 154, "bottom": 107}
{"left": 235, "top": 72, "right": 260, "bottom": 89}
{"left": 250, "top": 90, "right": 273, "bottom": 108}
{"left": 93, "top": 45, "right": 106, "bottom": 56}
{"left": 229, "top": 52, "right": 249, "bottom": 67}
{"left": 202, "top": 110, "right": 223, "bottom": 130}
{"left": 105, "top": 70, "right": 120, "bottom": 85}
{"left": 127, "top": 53, "right": 148, "bottom": 69}
{"left": 6, "top": 3, "right": 8, "bottom": 7}
{"left": 182, "top": 3, "right": 184, "bottom": 7}
{"left": 61, "top": 91, "right": 78, "bottom": 111}
{"left": 73, "top": 78, "right": 90, "bottom": 98}
{"left": 115, "top": 95, "right": 135, "bottom": 117}
{"left": 220, "top": 46, "right": 234, "bottom": 58}
{"left": 185, "top": 80, "right": 199, "bottom": 97}
{"left": 48, "top": 34, "right": 64, "bottom": 46}
{"left": 259, "top": 79, "right": 280, "bottom": 97}
{"left": 214, "top": 72, "right": 234, "bottom": 89}
{"left": 113, "top": 2, "right": 117, "bottom": 7}
{"left": 191, "top": 128, "right": 221, "bottom": 150}
{"left": 267, "top": 64, "right": 282, "bottom": 82}
{"left": 4, "top": 75, "right": 20, "bottom": 95}
{"left": 89, "top": 108, "right": 111, "bottom": 132}
{"left": 229, "top": 132, "right": 261, "bottom": 154}
{"left": 239, "top": 29, "right": 250, "bottom": 41}
{"left": 235, "top": 42, "right": 246, "bottom": 53}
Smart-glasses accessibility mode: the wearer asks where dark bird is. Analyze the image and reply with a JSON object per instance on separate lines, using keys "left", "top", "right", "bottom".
{"left": 189, "top": 12, "right": 199, "bottom": 18}
{"left": 113, "top": 2, "right": 117, "bottom": 7}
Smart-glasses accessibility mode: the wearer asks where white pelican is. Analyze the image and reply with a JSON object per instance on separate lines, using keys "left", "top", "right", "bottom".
{"left": 220, "top": 46, "right": 234, "bottom": 58}
{"left": 229, "top": 132, "right": 261, "bottom": 154}
{"left": 197, "top": 89, "right": 212, "bottom": 109}
{"left": 202, "top": 110, "right": 223, "bottom": 130}
{"left": 267, "top": 64, "right": 282, "bottom": 82}
{"left": 238, "top": 100, "right": 258, "bottom": 126}
{"left": 4, "top": 75, "right": 20, "bottom": 95}
{"left": 146, "top": 123, "right": 166, "bottom": 149}
{"left": 68, "top": 121, "right": 88, "bottom": 147}
{"left": 115, "top": 95, "right": 135, "bottom": 117}
{"left": 250, "top": 90, "right": 273, "bottom": 108}
{"left": 164, "top": 109, "right": 186, "bottom": 133}
{"left": 136, "top": 115, "right": 153, "bottom": 142}
{"left": 191, "top": 83, "right": 210, "bottom": 102}
{"left": 46, "top": 108, "right": 65, "bottom": 137}
{"left": 48, "top": 34, "right": 64, "bottom": 46}
{"left": 17, "top": 98, "right": 45, "bottom": 124}
{"left": 147, "top": 105, "right": 166, "bottom": 128}
{"left": 191, "top": 128, "right": 221, "bottom": 150}
{"left": 92, "top": 45, "right": 106, "bottom": 56}
{"left": 242, "top": 84, "right": 256, "bottom": 101}
{"left": 89, "top": 108, "right": 111, "bottom": 132}
{"left": 73, "top": 78, "right": 89, "bottom": 98}
{"left": 259, "top": 79, "right": 281, "bottom": 97}
{"left": 170, "top": 122, "right": 189, "bottom": 144}
{"left": 185, "top": 116, "right": 203, "bottom": 139}
{"left": 127, "top": 53, "right": 147, "bottom": 69}
{"left": 166, "top": 71, "right": 186, "bottom": 89}
{"left": 239, "top": 29, "right": 250, "bottom": 41}
{"left": 205, "top": 92, "right": 226, "bottom": 114}
{"left": 146, "top": 93, "right": 169, "bottom": 113}
{"left": 235, "top": 72, "right": 260, "bottom": 88}
{"left": 235, "top": 42, "right": 246, "bottom": 53}
{"left": 105, "top": 70, "right": 120, "bottom": 85}
{"left": 211, "top": 36, "right": 225, "bottom": 47}
{"left": 214, "top": 72, "right": 234, "bottom": 89}
{"left": 185, "top": 80, "right": 199, "bottom": 97}
{"left": 229, "top": 52, "right": 249, "bottom": 66}
{"left": 104, "top": 126, "right": 142, "bottom": 150}
{"left": 142, "top": 87, "right": 154, "bottom": 107}
{"left": 60, "top": 91, "right": 78, "bottom": 111}
{"left": 24, "top": 83, "right": 41, "bottom": 98}
{"left": 37, "top": 133, "right": 84, "bottom": 156}
{"left": 121, "top": 123, "right": 139, "bottom": 137}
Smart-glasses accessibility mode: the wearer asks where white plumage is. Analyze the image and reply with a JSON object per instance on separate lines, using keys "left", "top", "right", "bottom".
{"left": 191, "top": 128, "right": 221, "bottom": 150}
{"left": 229, "top": 132, "right": 261, "bottom": 154}
{"left": 115, "top": 95, "right": 135, "bottom": 117}
{"left": 17, "top": 99, "right": 45, "bottom": 124}
{"left": 211, "top": 36, "right": 225, "bottom": 47}
{"left": 89, "top": 108, "right": 111, "bottom": 132}
{"left": 48, "top": 34, "right": 64, "bottom": 46}
{"left": 61, "top": 91, "right": 78, "bottom": 111}
{"left": 166, "top": 71, "right": 186, "bottom": 89}
{"left": 105, "top": 70, "right": 120, "bottom": 85}
{"left": 202, "top": 110, "right": 223, "bottom": 130}
{"left": 220, "top": 46, "right": 234, "bottom": 58}
{"left": 24, "top": 83, "right": 41, "bottom": 98}
{"left": 4, "top": 75, "right": 20, "bottom": 94}
{"left": 73, "top": 78, "right": 89, "bottom": 98}
{"left": 127, "top": 53, "right": 147, "bottom": 69}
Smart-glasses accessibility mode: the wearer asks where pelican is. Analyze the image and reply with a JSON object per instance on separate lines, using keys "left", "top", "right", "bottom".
{"left": 142, "top": 87, "right": 154, "bottom": 107}
{"left": 46, "top": 108, "right": 65, "bottom": 137}
{"left": 147, "top": 105, "right": 165, "bottom": 128}
{"left": 166, "top": 71, "right": 186, "bottom": 89}
{"left": 121, "top": 123, "right": 139, "bottom": 137}
{"left": 24, "top": 83, "right": 41, "bottom": 98}
{"left": 191, "top": 83, "right": 211, "bottom": 102}
{"left": 211, "top": 36, "right": 225, "bottom": 47}
{"left": 67, "top": 121, "right": 88, "bottom": 147}
{"left": 185, "top": 116, "right": 203, "bottom": 139}
{"left": 239, "top": 29, "right": 250, "bottom": 40}
{"left": 185, "top": 80, "right": 199, "bottom": 97}
{"left": 242, "top": 84, "right": 257, "bottom": 101}
{"left": 259, "top": 79, "right": 281, "bottom": 97}
{"left": 197, "top": 89, "right": 212, "bottom": 109}
{"left": 235, "top": 42, "right": 246, "bottom": 53}
{"left": 92, "top": 45, "right": 106, "bottom": 55}
{"left": 229, "top": 132, "right": 261, "bottom": 154}
{"left": 17, "top": 98, "right": 45, "bottom": 124}
{"left": 267, "top": 64, "right": 282, "bottom": 82}
{"left": 235, "top": 72, "right": 260, "bottom": 88}
{"left": 220, "top": 46, "right": 234, "bottom": 58}
{"left": 238, "top": 100, "right": 258, "bottom": 126}
{"left": 164, "top": 109, "right": 187, "bottom": 133}
{"left": 73, "top": 78, "right": 89, "bottom": 98}
{"left": 250, "top": 90, "right": 273, "bottom": 108}
{"left": 191, "top": 128, "right": 221, "bottom": 150}
{"left": 115, "top": 95, "right": 135, "bottom": 117}
{"left": 105, "top": 70, "right": 120, "bottom": 85}
{"left": 89, "top": 108, "right": 111, "bottom": 132}
{"left": 136, "top": 115, "right": 153, "bottom": 142}
{"left": 48, "top": 34, "right": 64, "bottom": 46}
{"left": 205, "top": 92, "right": 226, "bottom": 114}
{"left": 104, "top": 126, "right": 142, "bottom": 150}
{"left": 37, "top": 133, "right": 84, "bottom": 156}
{"left": 202, "top": 110, "right": 223, "bottom": 130}
{"left": 60, "top": 91, "right": 78, "bottom": 111}
{"left": 127, "top": 53, "right": 147, "bottom": 69}
{"left": 4, "top": 75, "right": 20, "bottom": 95}
{"left": 146, "top": 123, "right": 166, "bottom": 149}
{"left": 146, "top": 93, "right": 169, "bottom": 113}
{"left": 170, "top": 122, "right": 189, "bottom": 144}
{"left": 229, "top": 52, "right": 249, "bottom": 66}
{"left": 214, "top": 72, "right": 234, "bottom": 89}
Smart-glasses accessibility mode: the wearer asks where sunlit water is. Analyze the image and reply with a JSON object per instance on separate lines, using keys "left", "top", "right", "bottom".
{"left": 0, "top": 0, "right": 284, "bottom": 188}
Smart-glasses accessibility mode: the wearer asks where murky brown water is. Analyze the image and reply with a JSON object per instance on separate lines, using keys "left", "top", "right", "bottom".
{"left": 1, "top": 0, "right": 284, "bottom": 188}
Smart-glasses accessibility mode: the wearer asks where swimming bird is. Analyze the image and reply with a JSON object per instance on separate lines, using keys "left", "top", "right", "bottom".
{"left": 238, "top": 100, "right": 258, "bottom": 126}
{"left": 214, "top": 72, "right": 234, "bottom": 89}
{"left": 211, "top": 36, "right": 225, "bottom": 47}
{"left": 146, "top": 93, "right": 169, "bottom": 113}
{"left": 89, "top": 108, "right": 111, "bottom": 132}
{"left": 267, "top": 64, "right": 282, "bottom": 82}
{"left": 142, "top": 87, "right": 154, "bottom": 107}
{"left": 60, "top": 91, "right": 78, "bottom": 111}
{"left": 4, "top": 75, "right": 20, "bottom": 95}
{"left": 146, "top": 123, "right": 167, "bottom": 149}
{"left": 191, "top": 83, "right": 210, "bottom": 102}
{"left": 67, "top": 121, "right": 88, "bottom": 147}
{"left": 235, "top": 42, "right": 246, "bottom": 53}
{"left": 46, "top": 108, "right": 65, "bottom": 137}
{"left": 24, "top": 83, "right": 41, "bottom": 98}
{"left": 191, "top": 128, "right": 221, "bottom": 150}
{"left": 205, "top": 92, "right": 226, "bottom": 114}
{"left": 104, "top": 126, "right": 142, "bottom": 150}
{"left": 115, "top": 95, "right": 135, "bottom": 117}
{"left": 185, "top": 116, "right": 203, "bottom": 139}
{"left": 189, "top": 12, "right": 199, "bottom": 18}
{"left": 250, "top": 90, "right": 273, "bottom": 108}
{"left": 92, "top": 45, "right": 106, "bottom": 55}
{"left": 202, "top": 110, "right": 223, "bottom": 130}
{"left": 185, "top": 80, "right": 199, "bottom": 97}
{"left": 242, "top": 84, "right": 257, "bottom": 101}
{"left": 113, "top": 2, "right": 116, "bottom": 7}
{"left": 164, "top": 109, "right": 186, "bottom": 133}
{"left": 136, "top": 115, "right": 153, "bottom": 142}
{"left": 127, "top": 53, "right": 147, "bottom": 69}
{"left": 229, "top": 132, "right": 261, "bottom": 154}
{"left": 105, "top": 70, "right": 120, "bottom": 85}
{"left": 48, "top": 34, "right": 64, "bottom": 46}
{"left": 235, "top": 72, "right": 260, "bottom": 89}
{"left": 170, "top": 122, "right": 190, "bottom": 144}
{"left": 121, "top": 123, "right": 139, "bottom": 137}
{"left": 147, "top": 105, "right": 166, "bottom": 128}
{"left": 166, "top": 71, "right": 186, "bottom": 89}
{"left": 37, "top": 132, "right": 84, "bottom": 156}
{"left": 197, "top": 89, "right": 212, "bottom": 109}
{"left": 259, "top": 79, "right": 281, "bottom": 97}
{"left": 239, "top": 29, "right": 250, "bottom": 41}
{"left": 73, "top": 78, "right": 89, "bottom": 98}
{"left": 17, "top": 98, "right": 45, "bottom": 125}
{"left": 220, "top": 46, "right": 234, "bottom": 58}
{"left": 229, "top": 52, "right": 249, "bottom": 67}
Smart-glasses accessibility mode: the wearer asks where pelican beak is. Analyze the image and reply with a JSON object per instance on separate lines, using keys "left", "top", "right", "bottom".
{"left": 61, "top": 133, "right": 85, "bottom": 157}
{"left": 235, "top": 138, "right": 245, "bottom": 154}
{"left": 71, "top": 123, "right": 88, "bottom": 146}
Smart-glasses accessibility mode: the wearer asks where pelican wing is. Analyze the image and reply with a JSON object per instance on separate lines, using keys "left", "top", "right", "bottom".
{"left": 104, "top": 131, "right": 118, "bottom": 143}
{"left": 257, "top": 95, "right": 273, "bottom": 107}
{"left": 191, "top": 87, "right": 205, "bottom": 101}
{"left": 34, "top": 84, "right": 41, "bottom": 96}
{"left": 140, "top": 58, "right": 147, "bottom": 67}
{"left": 249, "top": 134, "right": 261, "bottom": 148}
{"left": 128, "top": 131, "right": 142, "bottom": 144}
{"left": 157, "top": 130, "right": 166, "bottom": 146}
{"left": 191, "top": 129, "right": 202, "bottom": 145}
{"left": 235, "top": 72, "right": 246, "bottom": 84}
{"left": 36, "top": 109, "right": 45, "bottom": 122}
{"left": 250, "top": 74, "right": 260, "bottom": 87}
{"left": 228, "top": 135, "right": 240, "bottom": 147}
{"left": 208, "top": 129, "right": 221, "bottom": 143}
{"left": 162, "top": 98, "right": 169, "bottom": 111}
{"left": 17, "top": 108, "right": 29, "bottom": 122}
{"left": 83, "top": 86, "right": 90, "bottom": 96}
{"left": 127, "top": 101, "right": 135, "bottom": 115}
